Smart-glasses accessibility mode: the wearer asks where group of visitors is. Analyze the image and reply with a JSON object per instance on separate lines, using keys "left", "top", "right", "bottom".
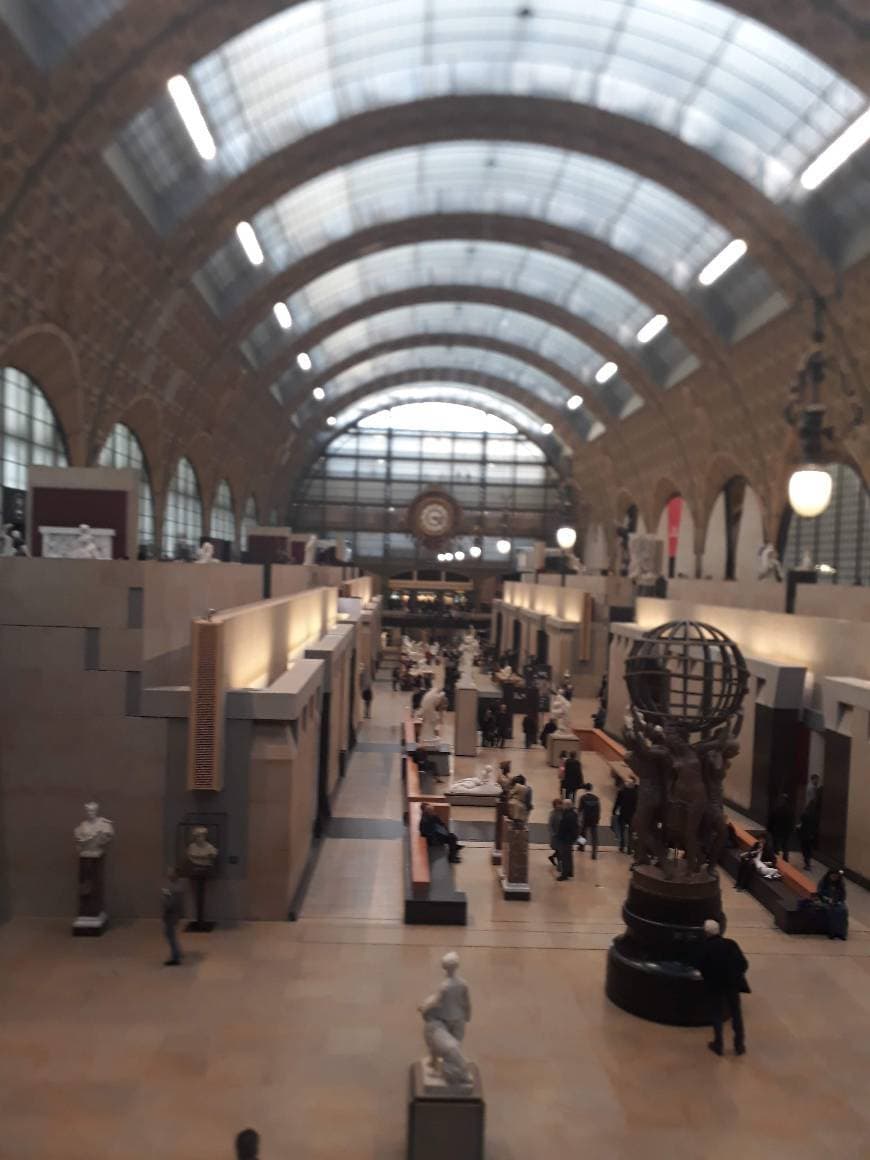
{"left": 547, "top": 783, "right": 601, "bottom": 880}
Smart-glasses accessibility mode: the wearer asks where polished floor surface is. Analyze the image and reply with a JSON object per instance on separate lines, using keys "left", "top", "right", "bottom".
{"left": 1, "top": 683, "right": 869, "bottom": 1159}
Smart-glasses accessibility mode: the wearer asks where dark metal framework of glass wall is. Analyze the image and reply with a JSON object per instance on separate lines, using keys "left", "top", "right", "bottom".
{"left": 781, "top": 463, "right": 870, "bottom": 585}
{"left": 292, "top": 423, "right": 560, "bottom": 561}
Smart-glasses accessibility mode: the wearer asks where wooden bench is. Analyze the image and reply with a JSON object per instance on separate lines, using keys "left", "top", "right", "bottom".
{"left": 721, "top": 820, "right": 827, "bottom": 934}
{"left": 404, "top": 801, "right": 467, "bottom": 925}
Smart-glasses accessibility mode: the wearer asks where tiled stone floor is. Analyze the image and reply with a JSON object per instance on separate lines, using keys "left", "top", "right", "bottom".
{"left": 1, "top": 686, "right": 868, "bottom": 1159}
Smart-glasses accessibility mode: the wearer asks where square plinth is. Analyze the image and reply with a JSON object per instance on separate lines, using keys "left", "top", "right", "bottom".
{"left": 407, "top": 1062, "right": 484, "bottom": 1160}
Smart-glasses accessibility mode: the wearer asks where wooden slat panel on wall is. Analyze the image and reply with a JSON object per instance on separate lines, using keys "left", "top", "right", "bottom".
{"left": 187, "top": 620, "right": 223, "bottom": 791}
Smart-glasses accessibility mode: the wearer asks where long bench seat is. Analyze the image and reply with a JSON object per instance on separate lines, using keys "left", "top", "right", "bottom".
{"left": 404, "top": 801, "right": 467, "bottom": 925}
{"left": 721, "top": 820, "right": 827, "bottom": 935}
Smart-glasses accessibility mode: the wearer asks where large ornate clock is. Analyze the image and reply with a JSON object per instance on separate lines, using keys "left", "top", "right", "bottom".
{"left": 408, "top": 489, "right": 461, "bottom": 548}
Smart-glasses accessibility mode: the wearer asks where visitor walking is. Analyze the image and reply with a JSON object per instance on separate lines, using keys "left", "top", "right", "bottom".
{"left": 391, "top": 665, "right": 401, "bottom": 692}
{"left": 768, "top": 792, "right": 794, "bottom": 862}
{"left": 554, "top": 800, "right": 580, "bottom": 881}
{"left": 360, "top": 666, "right": 373, "bottom": 718}
{"left": 693, "top": 919, "right": 749, "bottom": 1057}
{"left": 547, "top": 797, "right": 563, "bottom": 868}
{"left": 522, "top": 713, "right": 537, "bottom": 749}
{"left": 561, "top": 751, "right": 583, "bottom": 805}
{"left": 798, "top": 776, "right": 822, "bottom": 871}
{"left": 161, "top": 867, "right": 185, "bottom": 966}
{"left": 612, "top": 777, "right": 638, "bottom": 854}
{"left": 235, "top": 1128, "right": 260, "bottom": 1159}
{"left": 577, "top": 783, "right": 601, "bottom": 859}
{"left": 496, "top": 702, "right": 512, "bottom": 748}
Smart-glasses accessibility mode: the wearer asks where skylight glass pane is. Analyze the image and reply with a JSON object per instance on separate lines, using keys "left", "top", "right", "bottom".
{"left": 107, "top": 0, "right": 864, "bottom": 230}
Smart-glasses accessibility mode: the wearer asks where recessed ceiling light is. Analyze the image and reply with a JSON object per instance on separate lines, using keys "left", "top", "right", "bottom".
{"left": 272, "top": 302, "right": 293, "bottom": 329}
{"left": 167, "top": 75, "right": 216, "bottom": 160}
{"left": 698, "top": 239, "right": 747, "bottom": 286}
{"left": 637, "top": 314, "right": 668, "bottom": 344}
{"left": 235, "top": 221, "right": 264, "bottom": 266}
{"left": 326, "top": 416, "right": 336, "bottom": 427}
{"left": 312, "top": 386, "right": 325, "bottom": 401}
{"left": 595, "top": 361, "right": 618, "bottom": 384}
{"left": 296, "top": 352, "right": 312, "bottom": 371}
{"left": 540, "top": 422, "right": 553, "bottom": 435}
{"left": 801, "top": 108, "right": 870, "bottom": 191}
{"left": 566, "top": 395, "right": 583, "bottom": 411}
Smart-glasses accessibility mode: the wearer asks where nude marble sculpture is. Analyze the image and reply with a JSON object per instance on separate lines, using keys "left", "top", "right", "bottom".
{"left": 419, "top": 952, "right": 473, "bottom": 1087}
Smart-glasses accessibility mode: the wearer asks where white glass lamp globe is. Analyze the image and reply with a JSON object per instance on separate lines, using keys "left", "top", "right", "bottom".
{"left": 788, "top": 467, "right": 833, "bottom": 519}
{"left": 444, "top": 552, "right": 454, "bottom": 562}
{"left": 556, "top": 525, "right": 577, "bottom": 550}
{"left": 469, "top": 544, "right": 482, "bottom": 559}
{"left": 454, "top": 550, "right": 465, "bottom": 561}
{"left": 496, "top": 538, "right": 512, "bottom": 555}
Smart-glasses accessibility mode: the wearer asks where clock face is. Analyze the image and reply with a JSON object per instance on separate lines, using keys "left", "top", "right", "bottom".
{"left": 419, "top": 501, "right": 451, "bottom": 536}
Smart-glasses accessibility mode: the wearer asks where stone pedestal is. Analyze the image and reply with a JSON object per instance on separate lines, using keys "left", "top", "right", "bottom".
{"left": 547, "top": 730, "right": 578, "bottom": 768}
{"left": 73, "top": 854, "right": 108, "bottom": 936}
{"left": 186, "top": 869, "right": 216, "bottom": 932}
{"left": 491, "top": 800, "right": 507, "bottom": 865}
{"left": 500, "top": 823, "right": 531, "bottom": 901}
{"left": 453, "top": 680, "right": 479, "bottom": 758}
{"left": 606, "top": 865, "right": 725, "bottom": 1026}
{"left": 407, "top": 1062, "right": 484, "bottom": 1160}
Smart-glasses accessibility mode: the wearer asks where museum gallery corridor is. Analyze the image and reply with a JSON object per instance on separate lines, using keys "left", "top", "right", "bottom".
{"left": 0, "top": 685, "right": 868, "bottom": 1160}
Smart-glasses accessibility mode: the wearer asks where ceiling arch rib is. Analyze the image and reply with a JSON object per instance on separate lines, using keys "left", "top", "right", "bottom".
{"left": 275, "top": 331, "right": 622, "bottom": 432}
{"left": 193, "top": 141, "right": 776, "bottom": 337}
{"left": 106, "top": 0, "right": 865, "bottom": 233}
{"left": 245, "top": 284, "right": 676, "bottom": 417}
{"left": 288, "top": 345, "right": 603, "bottom": 445}
{"left": 230, "top": 228, "right": 702, "bottom": 394}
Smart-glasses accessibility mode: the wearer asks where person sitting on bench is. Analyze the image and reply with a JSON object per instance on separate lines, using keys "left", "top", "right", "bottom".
{"left": 419, "top": 802, "right": 464, "bottom": 864}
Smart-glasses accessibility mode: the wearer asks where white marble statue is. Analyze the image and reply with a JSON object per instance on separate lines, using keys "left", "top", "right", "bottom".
{"left": 799, "top": 549, "right": 813, "bottom": 571}
{"left": 550, "top": 690, "right": 572, "bottom": 734}
{"left": 0, "top": 523, "right": 14, "bottom": 557}
{"left": 628, "top": 533, "right": 663, "bottom": 583}
{"left": 72, "top": 524, "right": 100, "bottom": 559}
{"left": 303, "top": 534, "right": 317, "bottom": 565}
{"left": 186, "top": 826, "right": 218, "bottom": 870}
{"left": 11, "top": 530, "right": 29, "bottom": 557}
{"left": 449, "top": 764, "right": 502, "bottom": 796}
{"left": 195, "top": 540, "right": 220, "bottom": 564}
{"left": 419, "top": 687, "right": 448, "bottom": 744}
{"left": 74, "top": 801, "right": 115, "bottom": 857}
{"left": 419, "top": 952, "right": 472, "bottom": 1088}
{"left": 757, "top": 542, "right": 783, "bottom": 581}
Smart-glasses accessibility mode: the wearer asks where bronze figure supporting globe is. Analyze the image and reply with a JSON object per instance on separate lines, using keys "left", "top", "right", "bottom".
{"left": 606, "top": 620, "right": 749, "bottom": 1025}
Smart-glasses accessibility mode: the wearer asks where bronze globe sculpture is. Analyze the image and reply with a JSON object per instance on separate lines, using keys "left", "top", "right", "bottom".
{"left": 606, "top": 620, "right": 748, "bottom": 1026}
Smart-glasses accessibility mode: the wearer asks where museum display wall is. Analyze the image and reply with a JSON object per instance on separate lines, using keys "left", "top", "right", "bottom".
{"left": 0, "top": 558, "right": 364, "bottom": 921}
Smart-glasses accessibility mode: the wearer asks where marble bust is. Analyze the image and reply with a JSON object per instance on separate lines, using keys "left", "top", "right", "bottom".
{"left": 419, "top": 952, "right": 473, "bottom": 1088}
{"left": 186, "top": 826, "right": 218, "bottom": 870}
{"left": 74, "top": 802, "right": 114, "bottom": 858}
{"left": 195, "top": 540, "right": 219, "bottom": 564}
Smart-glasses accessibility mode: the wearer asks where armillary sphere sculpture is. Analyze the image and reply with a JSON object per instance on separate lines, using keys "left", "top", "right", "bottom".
{"left": 606, "top": 621, "right": 749, "bottom": 1026}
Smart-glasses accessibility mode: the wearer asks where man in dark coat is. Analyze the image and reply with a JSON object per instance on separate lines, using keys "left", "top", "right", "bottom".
{"left": 799, "top": 777, "right": 823, "bottom": 871}
{"left": 577, "top": 784, "right": 601, "bottom": 859}
{"left": 694, "top": 919, "right": 749, "bottom": 1056}
{"left": 561, "top": 753, "right": 583, "bottom": 805}
{"left": 768, "top": 792, "right": 794, "bottom": 862}
{"left": 612, "top": 778, "right": 638, "bottom": 853}
{"left": 419, "top": 802, "right": 463, "bottom": 863}
{"left": 554, "top": 802, "right": 580, "bottom": 881}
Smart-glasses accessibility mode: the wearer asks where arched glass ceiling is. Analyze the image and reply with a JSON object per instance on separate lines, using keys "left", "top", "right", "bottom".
{"left": 267, "top": 301, "right": 641, "bottom": 419}
{"left": 287, "top": 346, "right": 601, "bottom": 443}
{"left": 107, "top": 0, "right": 865, "bottom": 230}
{"left": 360, "top": 401, "right": 518, "bottom": 435}
{"left": 194, "top": 141, "right": 739, "bottom": 319}
{"left": 2, "top": 0, "right": 125, "bottom": 69}
{"left": 242, "top": 239, "right": 697, "bottom": 389}
{"left": 325, "top": 384, "right": 572, "bottom": 447}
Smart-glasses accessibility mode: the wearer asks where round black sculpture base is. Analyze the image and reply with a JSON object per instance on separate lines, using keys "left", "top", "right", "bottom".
{"left": 605, "top": 865, "right": 726, "bottom": 1027}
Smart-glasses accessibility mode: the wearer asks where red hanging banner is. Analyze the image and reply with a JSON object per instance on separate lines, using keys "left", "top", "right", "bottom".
{"left": 667, "top": 495, "right": 683, "bottom": 559}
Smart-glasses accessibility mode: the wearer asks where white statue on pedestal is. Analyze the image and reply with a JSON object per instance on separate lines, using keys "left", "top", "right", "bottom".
{"left": 449, "top": 764, "right": 502, "bottom": 797}
{"left": 550, "top": 690, "right": 572, "bottom": 735}
{"left": 419, "top": 687, "right": 447, "bottom": 744}
{"left": 186, "top": 826, "right": 218, "bottom": 870}
{"left": 419, "top": 952, "right": 472, "bottom": 1088}
{"left": 72, "top": 524, "right": 100, "bottom": 559}
{"left": 74, "top": 801, "right": 114, "bottom": 856}
{"left": 303, "top": 534, "right": 317, "bottom": 565}
{"left": 757, "top": 543, "right": 783, "bottom": 581}
{"left": 195, "top": 541, "right": 220, "bottom": 564}
{"left": 628, "top": 533, "right": 663, "bottom": 585}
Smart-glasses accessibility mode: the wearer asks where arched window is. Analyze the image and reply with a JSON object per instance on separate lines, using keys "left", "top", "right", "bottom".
{"left": 781, "top": 464, "right": 870, "bottom": 585}
{"left": 1, "top": 366, "right": 68, "bottom": 495}
{"left": 241, "top": 495, "right": 258, "bottom": 553}
{"left": 97, "top": 423, "right": 155, "bottom": 550}
{"left": 162, "top": 457, "right": 202, "bottom": 556}
{"left": 209, "top": 479, "right": 236, "bottom": 546}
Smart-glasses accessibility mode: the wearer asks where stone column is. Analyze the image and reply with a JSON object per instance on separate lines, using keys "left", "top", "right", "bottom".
{"left": 454, "top": 675, "right": 479, "bottom": 758}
